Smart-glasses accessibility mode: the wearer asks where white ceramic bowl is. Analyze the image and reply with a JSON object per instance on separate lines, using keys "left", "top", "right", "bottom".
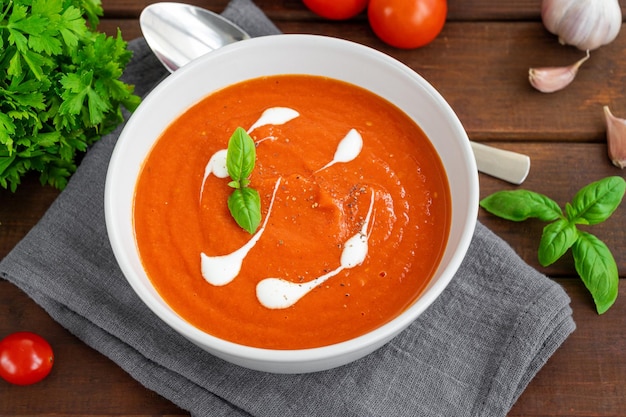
{"left": 105, "top": 34, "right": 479, "bottom": 373}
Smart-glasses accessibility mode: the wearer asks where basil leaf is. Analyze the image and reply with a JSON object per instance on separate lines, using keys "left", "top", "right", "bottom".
{"left": 565, "top": 202, "right": 588, "bottom": 225}
{"left": 480, "top": 190, "right": 562, "bottom": 222}
{"left": 538, "top": 219, "right": 577, "bottom": 266}
{"left": 572, "top": 231, "right": 619, "bottom": 314}
{"left": 224, "top": 127, "right": 261, "bottom": 234}
{"left": 481, "top": 176, "right": 624, "bottom": 314}
{"left": 226, "top": 127, "right": 256, "bottom": 183}
{"left": 227, "top": 187, "right": 261, "bottom": 234}
{"left": 567, "top": 176, "right": 626, "bottom": 225}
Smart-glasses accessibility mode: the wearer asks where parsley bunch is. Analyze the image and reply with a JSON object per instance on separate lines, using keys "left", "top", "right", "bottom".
{"left": 0, "top": 0, "right": 141, "bottom": 191}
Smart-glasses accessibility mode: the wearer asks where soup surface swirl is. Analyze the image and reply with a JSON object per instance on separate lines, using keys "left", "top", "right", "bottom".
{"left": 133, "top": 75, "right": 450, "bottom": 349}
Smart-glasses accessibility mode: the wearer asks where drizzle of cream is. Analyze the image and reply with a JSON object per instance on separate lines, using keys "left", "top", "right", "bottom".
{"left": 200, "top": 177, "right": 282, "bottom": 286}
{"left": 316, "top": 128, "right": 363, "bottom": 173}
{"left": 247, "top": 107, "right": 300, "bottom": 133}
{"left": 199, "top": 107, "right": 299, "bottom": 199}
{"left": 200, "top": 149, "right": 228, "bottom": 198}
{"left": 256, "top": 191, "right": 375, "bottom": 309}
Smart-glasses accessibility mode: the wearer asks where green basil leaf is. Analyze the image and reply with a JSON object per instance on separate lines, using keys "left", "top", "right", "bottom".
{"left": 572, "top": 231, "right": 619, "bottom": 314}
{"left": 228, "top": 187, "right": 261, "bottom": 234}
{"left": 538, "top": 219, "right": 577, "bottom": 266}
{"left": 226, "top": 126, "right": 256, "bottom": 183}
{"left": 567, "top": 176, "right": 626, "bottom": 225}
{"left": 565, "top": 202, "right": 588, "bottom": 225}
{"left": 480, "top": 190, "right": 562, "bottom": 222}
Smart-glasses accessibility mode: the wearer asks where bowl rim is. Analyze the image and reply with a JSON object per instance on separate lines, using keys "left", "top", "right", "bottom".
{"left": 105, "top": 33, "right": 479, "bottom": 367}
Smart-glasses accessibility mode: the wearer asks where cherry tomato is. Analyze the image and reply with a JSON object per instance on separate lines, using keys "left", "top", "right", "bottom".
{"left": 303, "top": 0, "right": 368, "bottom": 20}
{"left": 367, "top": 0, "right": 448, "bottom": 49}
{"left": 0, "top": 332, "right": 54, "bottom": 386}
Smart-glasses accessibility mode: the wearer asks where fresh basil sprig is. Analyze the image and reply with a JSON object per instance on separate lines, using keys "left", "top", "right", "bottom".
{"left": 480, "top": 176, "right": 626, "bottom": 314}
{"left": 226, "top": 127, "right": 261, "bottom": 234}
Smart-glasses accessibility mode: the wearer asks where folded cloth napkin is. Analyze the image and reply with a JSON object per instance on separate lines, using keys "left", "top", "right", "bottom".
{"left": 0, "top": 0, "right": 575, "bottom": 416}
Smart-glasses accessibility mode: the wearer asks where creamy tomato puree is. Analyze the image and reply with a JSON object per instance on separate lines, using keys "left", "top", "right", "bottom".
{"left": 133, "top": 75, "right": 450, "bottom": 349}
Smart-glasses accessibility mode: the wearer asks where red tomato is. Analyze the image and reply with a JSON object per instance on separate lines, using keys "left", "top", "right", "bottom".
{"left": 367, "top": 0, "right": 448, "bottom": 49}
{"left": 0, "top": 332, "right": 54, "bottom": 386}
{"left": 303, "top": 0, "right": 368, "bottom": 20}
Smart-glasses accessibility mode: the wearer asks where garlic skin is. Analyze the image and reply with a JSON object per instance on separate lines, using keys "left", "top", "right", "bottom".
{"left": 542, "top": 0, "right": 622, "bottom": 51}
{"left": 529, "top": 50, "right": 589, "bottom": 93}
{"left": 604, "top": 106, "right": 626, "bottom": 169}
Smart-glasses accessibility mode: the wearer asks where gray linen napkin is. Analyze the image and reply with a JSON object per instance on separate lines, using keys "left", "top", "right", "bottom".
{"left": 0, "top": 0, "right": 575, "bottom": 416}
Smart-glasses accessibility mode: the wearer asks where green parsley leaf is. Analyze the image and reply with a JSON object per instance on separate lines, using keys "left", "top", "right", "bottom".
{"left": 0, "top": 0, "right": 140, "bottom": 192}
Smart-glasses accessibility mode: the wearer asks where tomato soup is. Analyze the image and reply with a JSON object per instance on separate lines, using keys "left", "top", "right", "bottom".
{"left": 133, "top": 75, "right": 450, "bottom": 349}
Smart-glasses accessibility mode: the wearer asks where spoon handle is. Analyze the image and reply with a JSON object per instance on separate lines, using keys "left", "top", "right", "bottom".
{"left": 470, "top": 141, "right": 530, "bottom": 185}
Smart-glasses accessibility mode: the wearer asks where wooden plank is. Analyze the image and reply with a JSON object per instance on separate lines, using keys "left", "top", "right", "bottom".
{"left": 100, "top": 0, "right": 626, "bottom": 21}
{"left": 101, "top": 0, "right": 309, "bottom": 18}
{"left": 293, "top": 21, "right": 625, "bottom": 142}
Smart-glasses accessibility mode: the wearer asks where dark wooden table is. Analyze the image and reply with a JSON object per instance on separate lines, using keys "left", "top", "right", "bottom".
{"left": 2, "top": 0, "right": 625, "bottom": 415}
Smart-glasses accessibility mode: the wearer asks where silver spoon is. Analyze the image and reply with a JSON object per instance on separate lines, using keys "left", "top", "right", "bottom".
{"left": 140, "top": 2, "right": 250, "bottom": 73}
{"left": 140, "top": 2, "right": 530, "bottom": 184}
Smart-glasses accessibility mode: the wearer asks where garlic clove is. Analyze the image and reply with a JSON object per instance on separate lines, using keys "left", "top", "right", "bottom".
{"left": 603, "top": 106, "right": 626, "bottom": 169}
{"left": 528, "top": 50, "right": 590, "bottom": 93}
{"left": 541, "top": 0, "right": 622, "bottom": 51}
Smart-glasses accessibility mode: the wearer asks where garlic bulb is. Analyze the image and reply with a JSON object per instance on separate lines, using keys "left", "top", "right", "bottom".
{"left": 542, "top": 0, "right": 622, "bottom": 51}
{"left": 604, "top": 106, "right": 626, "bottom": 169}
{"left": 529, "top": 50, "right": 589, "bottom": 93}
